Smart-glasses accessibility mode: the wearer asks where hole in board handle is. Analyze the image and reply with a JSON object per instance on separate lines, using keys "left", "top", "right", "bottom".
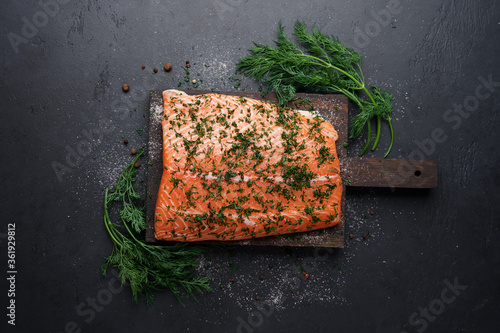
{"left": 414, "top": 170, "right": 422, "bottom": 177}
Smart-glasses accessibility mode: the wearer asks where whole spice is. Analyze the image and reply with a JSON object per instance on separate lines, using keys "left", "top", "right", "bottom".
{"left": 122, "top": 84, "right": 129, "bottom": 92}
{"left": 192, "top": 79, "right": 197, "bottom": 84}
{"left": 186, "top": 63, "right": 190, "bottom": 68}
{"left": 255, "top": 295, "right": 261, "bottom": 301}
{"left": 130, "top": 148, "right": 137, "bottom": 155}
{"left": 369, "top": 210, "right": 374, "bottom": 215}
{"left": 153, "top": 68, "right": 158, "bottom": 73}
{"left": 141, "top": 65, "right": 145, "bottom": 70}
{"left": 229, "top": 278, "right": 235, "bottom": 283}
{"left": 349, "top": 233, "right": 354, "bottom": 239}
{"left": 123, "top": 139, "right": 129, "bottom": 145}
{"left": 362, "top": 234, "right": 367, "bottom": 240}
{"left": 164, "top": 63, "right": 172, "bottom": 72}
{"left": 259, "top": 274, "right": 264, "bottom": 281}
{"left": 134, "top": 161, "right": 141, "bottom": 168}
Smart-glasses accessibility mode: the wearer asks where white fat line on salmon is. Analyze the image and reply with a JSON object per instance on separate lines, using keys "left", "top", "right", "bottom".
{"left": 206, "top": 173, "right": 334, "bottom": 183}
{"left": 312, "top": 174, "right": 341, "bottom": 182}
{"left": 232, "top": 214, "right": 257, "bottom": 227}
{"left": 298, "top": 109, "right": 323, "bottom": 119}
{"left": 163, "top": 170, "right": 339, "bottom": 184}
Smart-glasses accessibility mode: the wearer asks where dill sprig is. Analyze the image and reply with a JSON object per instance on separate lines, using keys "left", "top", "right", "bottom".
{"left": 102, "top": 150, "right": 211, "bottom": 306}
{"left": 237, "top": 21, "right": 394, "bottom": 157}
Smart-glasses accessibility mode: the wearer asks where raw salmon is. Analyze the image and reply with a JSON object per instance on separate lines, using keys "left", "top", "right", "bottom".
{"left": 154, "top": 90, "right": 342, "bottom": 242}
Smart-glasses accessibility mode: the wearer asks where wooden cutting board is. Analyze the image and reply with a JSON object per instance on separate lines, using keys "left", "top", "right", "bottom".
{"left": 145, "top": 90, "right": 438, "bottom": 247}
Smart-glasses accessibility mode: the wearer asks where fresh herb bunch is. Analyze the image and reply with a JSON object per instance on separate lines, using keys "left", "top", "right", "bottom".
{"left": 237, "top": 21, "right": 394, "bottom": 157}
{"left": 102, "top": 150, "right": 211, "bottom": 306}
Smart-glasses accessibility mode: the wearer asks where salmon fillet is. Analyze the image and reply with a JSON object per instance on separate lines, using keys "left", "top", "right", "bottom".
{"left": 154, "top": 89, "right": 342, "bottom": 242}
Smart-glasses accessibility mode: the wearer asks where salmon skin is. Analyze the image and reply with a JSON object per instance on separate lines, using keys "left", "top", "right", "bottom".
{"left": 154, "top": 89, "right": 342, "bottom": 242}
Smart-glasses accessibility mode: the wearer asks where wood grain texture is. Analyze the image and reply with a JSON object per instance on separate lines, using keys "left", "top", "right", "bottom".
{"left": 145, "top": 90, "right": 164, "bottom": 243}
{"left": 342, "top": 157, "right": 438, "bottom": 188}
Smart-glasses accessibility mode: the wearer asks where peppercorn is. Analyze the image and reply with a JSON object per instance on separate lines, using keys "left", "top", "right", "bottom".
{"left": 134, "top": 161, "right": 140, "bottom": 168}
{"left": 362, "top": 234, "right": 367, "bottom": 240}
{"left": 349, "top": 234, "right": 354, "bottom": 239}
{"left": 123, "top": 139, "right": 128, "bottom": 145}
{"left": 164, "top": 63, "right": 172, "bottom": 72}
{"left": 369, "top": 210, "right": 374, "bottom": 215}
{"left": 268, "top": 264, "right": 273, "bottom": 269}
{"left": 192, "top": 79, "right": 196, "bottom": 84}
{"left": 229, "top": 278, "right": 235, "bottom": 283}
{"left": 186, "top": 60, "right": 190, "bottom": 65}
{"left": 141, "top": 65, "right": 145, "bottom": 70}
{"left": 153, "top": 68, "right": 158, "bottom": 73}
{"left": 122, "top": 84, "right": 129, "bottom": 92}
{"left": 130, "top": 148, "right": 137, "bottom": 155}
{"left": 255, "top": 295, "right": 261, "bottom": 301}
{"left": 186, "top": 63, "right": 190, "bottom": 68}
{"left": 259, "top": 274, "right": 264, "bottom": 281}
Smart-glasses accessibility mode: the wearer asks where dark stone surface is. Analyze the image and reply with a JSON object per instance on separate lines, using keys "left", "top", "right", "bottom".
{"left": 1, "top": 1, "right": 499, "bottom": 332}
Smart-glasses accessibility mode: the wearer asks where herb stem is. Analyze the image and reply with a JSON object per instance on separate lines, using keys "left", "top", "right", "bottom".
{"left": 296, "top": 54, "right": 376, "bottom": 105}
{"left": 360, "top": 120, "right": 371, "bottom": 156}
{"left": 104, "top": 189, "right": 123, "bottom": 249}
{"left": 384, "top": 118, "right": 394, "bottom": 158}
{"left": 371, "top": 115, "right": 381, "bottom": 151}
{"left": 357, "top": 64, "right": 366, "bottom": 88}
{"left": 339, "top": 88, "right": 362, "bottom": 107}
{"left": 121, "top": 212, "right": 143, "bottom": 243}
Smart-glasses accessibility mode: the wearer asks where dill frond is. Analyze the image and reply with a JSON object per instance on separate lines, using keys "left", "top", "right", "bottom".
{"left": 102, "top": 151, "right": 211, "bottom": 306}
{"left": 237, "top": 21, "right": 394, "bottom": 157}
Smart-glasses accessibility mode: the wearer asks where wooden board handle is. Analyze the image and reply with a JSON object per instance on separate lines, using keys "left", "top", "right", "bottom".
{"left": 342, "top": 157, "right": 438, "bottom": 188}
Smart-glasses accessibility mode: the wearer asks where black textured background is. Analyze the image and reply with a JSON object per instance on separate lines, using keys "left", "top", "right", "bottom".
{"left": 1, "top": 1, "right": 499, "bottom": 332}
